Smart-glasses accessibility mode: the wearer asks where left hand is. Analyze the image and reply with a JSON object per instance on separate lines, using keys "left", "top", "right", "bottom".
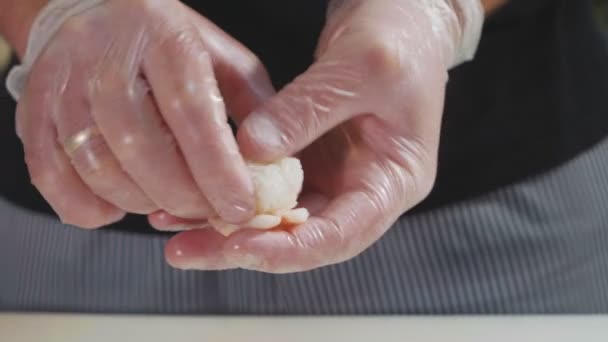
{"left": 156, "top": 0, "right": 484, "bottom": 273}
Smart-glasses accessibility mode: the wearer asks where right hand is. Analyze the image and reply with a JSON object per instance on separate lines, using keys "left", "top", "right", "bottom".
{"left": 14, "top": 0, "right": 275, "bottom": 228}
{"left": 155, "top": 0, "right": 484, "bottom": 273}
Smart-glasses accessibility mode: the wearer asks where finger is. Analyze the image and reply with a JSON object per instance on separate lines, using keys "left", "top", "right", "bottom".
{"left": 185, "top": 6, "right": 276, "bottom": 124}
{"left": 150, "top": 190, "right": 328, "bottom": 235}
{"left": 237, "top": 33, "right": 400, "bottom": 162}
{"left": 143, "top": 29, "right": 254, "bottom": 224}
{"left": 89, "top": 64, "right": 213, "bottom": 219}
{"left": 170, "top": 191, "right": 381, "bottom": 273}
{"left": 221, "top": 190, "right": 391, "bottom": 273}
{"left": 236, "top": 56, "right": 358, "bottom": 163}
{"left": 18, "top": 59, "right": 124, "bottom": 229}
{"left": 163, "top": 191, "right": 328, "bottom": 271}
{"left": 148, "top": 211, "right": 208, "bottom": 232}
{"left": 54, "top": 75, "right": 156, "bottom": 214}
{"left": 62, "top": 127, "right": 157, "bottom": 214}
{"left": 165, "top": 228, "right": 236, "bottom": 271}
{"left": 221, "top": 137, "right": 433, "bottom": 273}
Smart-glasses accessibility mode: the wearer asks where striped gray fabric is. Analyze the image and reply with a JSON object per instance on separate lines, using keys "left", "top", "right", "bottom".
{"left": 1, "top": 137, "right": 608, "bottom": 314}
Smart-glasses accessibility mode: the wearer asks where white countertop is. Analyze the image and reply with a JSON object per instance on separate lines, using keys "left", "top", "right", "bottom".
{"left": 1, "top": 314, "right": 607, "bottom": 341}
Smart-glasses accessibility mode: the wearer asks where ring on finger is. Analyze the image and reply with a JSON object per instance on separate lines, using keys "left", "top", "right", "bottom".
{"left": 63, "top": 126, "right": 102, "bottom": 157}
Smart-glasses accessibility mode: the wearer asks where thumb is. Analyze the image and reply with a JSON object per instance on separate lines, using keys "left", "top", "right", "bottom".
{"left": 237, "top": 0, "right": 420, "bottom": 163}
{"left": 237, "top": 31, "right": 391, "bottom": 162}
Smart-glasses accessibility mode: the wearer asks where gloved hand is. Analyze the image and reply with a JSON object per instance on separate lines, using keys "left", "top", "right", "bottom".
{"left": 159, "top": 0, "right": 484, "bottom": 273}
{"left": 8, "top": 0, "right": 275, "bottom": 228}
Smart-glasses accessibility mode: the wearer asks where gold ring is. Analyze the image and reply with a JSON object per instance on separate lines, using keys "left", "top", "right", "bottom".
{"left": 63, "top": 126, "right": 102, "bottom": 157}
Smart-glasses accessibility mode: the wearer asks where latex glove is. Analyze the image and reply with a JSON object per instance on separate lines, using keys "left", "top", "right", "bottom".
{"left": 158, "top": 0, "right": 484, "bottom": 273}
{"left": 8, "top": 0, "right": 274, "bottom": 228}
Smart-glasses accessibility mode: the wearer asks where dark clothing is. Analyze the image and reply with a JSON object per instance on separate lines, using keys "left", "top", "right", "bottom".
{"left": 2, "top": 0, "right": 607, "bottom": 222}
{"left": 0, "top": 0, "right": 607, "bottom": 314}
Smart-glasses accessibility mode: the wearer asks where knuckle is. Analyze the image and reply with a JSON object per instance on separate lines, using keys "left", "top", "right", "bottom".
{"left": 362, "top": 38, "right": 404, "bottom": 77}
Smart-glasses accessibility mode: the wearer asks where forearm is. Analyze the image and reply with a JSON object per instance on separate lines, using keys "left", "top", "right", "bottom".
{"left": 0, "top": 0, "right": 48, "bottom": 58}
{"left": 482, "top": 0, "right": 508, "bottom": 15}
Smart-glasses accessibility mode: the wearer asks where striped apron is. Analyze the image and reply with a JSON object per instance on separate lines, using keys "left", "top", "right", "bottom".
{"left": 1, "top": 137, "right": 607, "bottom": 314}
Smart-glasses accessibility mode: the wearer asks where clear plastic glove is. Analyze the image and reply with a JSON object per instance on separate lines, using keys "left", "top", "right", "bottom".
{"left": 159, "top": 0, "right": 484, "bottom": 273}
{"left": 9, "top": 0, "right": 275, "bottom": 228}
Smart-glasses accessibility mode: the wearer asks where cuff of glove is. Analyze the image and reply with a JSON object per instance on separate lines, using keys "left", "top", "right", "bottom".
{"left": 326, "top": 0, "right": 484, "bottom": 69}
{"left": 5, "top": 0, "right": 105, "bottom": 101}
{"left": 448, "top": 0, "right": 484, "bottom": 67}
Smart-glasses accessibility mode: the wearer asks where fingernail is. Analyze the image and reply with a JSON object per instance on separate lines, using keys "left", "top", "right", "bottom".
{"left": 163, "top": 222, "right": 210, "bottom": 232}
{"left": 229, "top": 253, "right": 265, "bottom": 270}
{"left": 168, "top": 258, "right": 213, "bottom": 271}
{"left": 225, "top": 245, "right": 266, "bottom": 270}
{"left": 213, "top": 197, "right": 255, "bottom": 225}
{"left": 163, "top": 225, "right": 194, "bottom": 232}
{"left": 244, "top": 113, "right": 285, "bottom": 151}
{"left": 168, "top": 250, "right": 234, "bottom": 271}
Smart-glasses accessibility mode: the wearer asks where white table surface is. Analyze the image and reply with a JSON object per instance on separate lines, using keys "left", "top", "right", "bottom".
{"left": 1, "top": 314, "right": 608, "bottom": 342}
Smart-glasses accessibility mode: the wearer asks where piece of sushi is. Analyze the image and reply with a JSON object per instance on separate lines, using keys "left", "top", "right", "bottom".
{"left": 210, "top": 157, "right": 310, "bottom": 236}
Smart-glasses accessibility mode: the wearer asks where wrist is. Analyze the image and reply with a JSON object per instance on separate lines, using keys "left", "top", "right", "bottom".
{"left": 441, "top": 0, "right": 485, "bottom": 68}
{"left": 0, "top": 0, "right": 49, "bottom": 59}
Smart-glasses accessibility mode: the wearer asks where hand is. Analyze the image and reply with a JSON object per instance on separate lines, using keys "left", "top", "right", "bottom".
{"left": 161, "top": 0, "right": 484, "bottom": 272}
{"left": 12, "top": 0, "right": 274, "bottom": 228}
